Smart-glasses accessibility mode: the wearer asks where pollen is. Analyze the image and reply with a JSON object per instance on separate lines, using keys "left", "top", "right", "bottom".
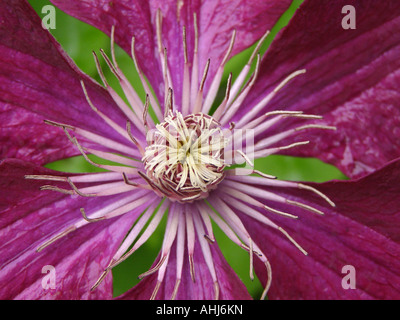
{"left": 142, "top": 111, "right": 227, "bottom": 202}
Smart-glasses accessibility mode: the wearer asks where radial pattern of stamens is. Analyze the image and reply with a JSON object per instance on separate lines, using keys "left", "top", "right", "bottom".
{"left": 142, "top": 111, "right": 227, "bottom": 202}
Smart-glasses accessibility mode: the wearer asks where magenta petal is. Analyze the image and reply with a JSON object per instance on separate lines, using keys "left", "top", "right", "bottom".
{"left": 196, "top": 0, "right": 292, "bottom": 92}
{"left": 0, "top": 0, "right": 130, "bottom": 165}
{"left": 241, "top": 158, "right": 400, "bottom": 299}
{"left": 49, "top": 0, "right": 291, "bottom": 106}
{"left": 239, "top": 0, "right": 400, "bottom": 178}
{"left": 49, "top": 0, "right": 164, "bottom": 101}
{"left": 0, "top": 159, "right": 148, "bottom": 299}
{"left": 116, "top": 239, "right": 251, "bottom": 300}
{"left": 150, "top": 0, "right": 292, "bottom": 102}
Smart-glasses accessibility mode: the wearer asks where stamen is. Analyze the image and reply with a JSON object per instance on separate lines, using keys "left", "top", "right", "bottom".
{"left": 196, "top": 201, "right": 250, "bottom": 253}
{"left": 192, "top": 59, "right": 210, "bottom": 114}
{"left": 181, "top": 193, "right": 203, "bottom": 202}
{"left": 80, "top": 208, "right": 104, "bottom": 223}
{"left": 126, "top": 120, "right": 145, "bottom": 156}
{"left": 263, "top": 204, "right": 299, "bottom": 219}
{"left": 189, "top": 255, "right": 195, "bottom": 283}
{"left": 260, "top": 259, "right": 272, "bottom": 300}
{"left": 107, "top": 201, "right": 168, "bottom": 270}
{"left": 92, "top": 51, "right": 145, "bottom": 134}
{"left": 74, "top": 180, "right": 142, "bottom": 196}
{"left": 253, "top": 169, "right": 277, "bottom": 179}
{"left": 202, "top": 30, "right": 236, "bottom": 114}
{"left": 138, "top": 255, "right": 168, "bottom": 280}
{"left": 90, "top": 267, "right": 111, "bottom": 291}
{"left": 212, "top": 72, "right": 232, "bottom": 121}
{"left": 198, "top": 204, "right": 215, "bottom": 242}
{"left": 189, "top": 12, "right": 199, "bottom": 111}
{"left": 219, "top": 192, "right": 308, "bottom": 257}
{"left": 171, "top": 279, "right": 181, "bottom": 300}
{"left": 67, "top": 178, "right": 96, "bottom": 197}
{"left": 228, "top": 29, "right": 270, "bottom": 105}
{"left": 182, "top": 26, "right": 190, "bottom": 116}
{"left": 25, "top": 175, "right": 67, "bottom": 182}
{"left": 81, "top": 193, "right": 154, "bottom": 222}
{"left": 130, "top": 36, "right": 163, "bottom": 121}
{"left": 225, "top": 168, "right": 276, "bottom": 179}
{"left": 227, "top": 175, "right": 335, "bottom": 207}
{"left": 39, "top": 185, "right": 74, "bottom": 195}
{"left": 77, "top": 190, "right": 150, "bottom": 227}
{"left": 193, "top": 211, "right": 219, "bottom": 299}
{"left": 139, "top": 207, "right": 180, "bottom": 280}
{"left": 44, "top": 119, "right": 140, "bottom": 157}
{"left": 90, "top": 203, "right": 159, "bottom": 291}
{"left": 122, "top": 172, "right": 138, "bottom": 187}
{"left": 214, "top": 282, "right": 220, "bottom": 301}
{"left": 36, "top": 226, "right": 76, "bottom": 252}
{"left": 110, "top": 25, "right": 118, "bottom": 66}
{"left": 110, "top": 25, "right": 151, "bottom": 124}
{"left": 298, "top": 183, "right": 335, "bottom": 207}
{"left": 150, "top": 281, "right": 162, "bottom": 300}
{"left": 143, "top": 94, "right": 150, "bottom": 132}
{"left": 170, "top": 210, "right": 186, "bottom": 300}
{"left": 236, "top": 149, "right": 254, "bottom": 167}
{"left": 156, "top": 9, "right": 163, "bottom": 54}
{"left": 255, "top": 123, "right": 336, "bottom": 151}
{"left": 286, "top": 199, "right": 325, "bottom": 215}
{"left": 254, "top": 141, "right": 310, "bottom": 158}
{"left": 164, "top": 88, "right": 174, "bottom": 118}
{"left": 250, "top": 113, "right": 322, "bottom": 136}
{"left": 69, "top": 172, "right": 123, "bottom": 183}
{"left": 249, "top": 238, "right": 254, "bottom": 281}
{"left": 235, "top": 69, "right": 307, "bottom": 127}
{"left": 43, "top": 119, "right": 74, "bottom": 130}
{"left": 219, "top": 184, "right": 298, "bottom": 219}
{"left": 155, "top": 10, "right": 174, "bottom": 105}
{"left": 295, "top": 124, "right": 337, "bottom": 131}
{"left": 185, "top": 209, "right": 196, "bottom": 282}
{"left": 70, "top": 135, "right": 138, "bottom": 174}
{"left": 278, "top": 227, "right": 308, "bottom": 256}
{"left": 152, "top": 250, "right": 170, "bottom": 300}
{"left": 220, "top": 53, "right": 261, "bottom": 125}
{"left": 210, "top": 197, "right": 261, "bottom": 256}
{"left": 163, "top": 47, "right": 172, "bottom": 104}
{"left": 82, "top": 147, "right": 139, "bottom": 167}
{"left": 99, "top": 48, "right": 147, "bottom": 121}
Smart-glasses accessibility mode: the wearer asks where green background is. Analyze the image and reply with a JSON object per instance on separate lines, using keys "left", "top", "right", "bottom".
{"left": 28, "top": 0, "right": 347, "bottom": 298}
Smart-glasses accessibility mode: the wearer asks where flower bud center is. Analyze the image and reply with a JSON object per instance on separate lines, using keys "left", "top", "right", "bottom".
{"left": 143, "top": 112, "right": 227, "bottom": 202}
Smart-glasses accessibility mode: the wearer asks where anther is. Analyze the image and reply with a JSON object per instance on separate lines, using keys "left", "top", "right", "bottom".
{"left": 286, "top": 199, "right": 325, "bottom": 215}
{"left": 150, "top": 281, "right": 162, "bottom": 300}
{"left": 36, "top": 226, "right": 77, "bottom": 252}
{"left": 80, "top": 208, "right": 105, "bottom": 223}
{"left": 67, "top": 178, "right": 97, "bottom": 197}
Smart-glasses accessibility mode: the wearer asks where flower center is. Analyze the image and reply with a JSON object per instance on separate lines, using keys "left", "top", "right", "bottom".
{"left": 142, "top": 111, "right": 227, "bottom": 202}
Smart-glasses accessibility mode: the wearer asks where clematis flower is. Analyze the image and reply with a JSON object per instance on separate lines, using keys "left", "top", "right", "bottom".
{"left": 1, "top": 0, "right": 400, "bottom": 300}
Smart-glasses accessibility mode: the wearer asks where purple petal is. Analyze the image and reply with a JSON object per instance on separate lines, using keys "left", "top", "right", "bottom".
{"left": 196, "top": 0, "right": 292, "bottom": 92}
{"left": 50, "top": 0, "right": 291, "bottom": 106}
{"left": 151, "top": 0, "right": 292, "bottom": 102}
{"left": 49, "top": 0, "right": 164, "bottom": 101}
{"left": 116, "top": 237, "right": 252, "bottom": 300}
{"left": 237, "top": 0, "right": 400, "bottom": 178}
{"left": 238, "top": 158, "right": 400, "bottom": 299}
{"left": 0, "top": 0, "right": 130, "bottom": 165}
{"left": 0, "top": 159, "right": 150, "bottom": 299}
